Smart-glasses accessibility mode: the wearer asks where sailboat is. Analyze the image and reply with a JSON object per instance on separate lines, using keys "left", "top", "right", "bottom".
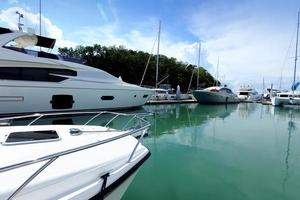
{"left": 271, "top": 12, "right": 300, "bottom": 106}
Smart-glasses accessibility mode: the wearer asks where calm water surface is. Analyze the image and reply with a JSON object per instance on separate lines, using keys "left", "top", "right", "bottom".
{"left": 122, "top": 103, "right": 300, "bottom": 200}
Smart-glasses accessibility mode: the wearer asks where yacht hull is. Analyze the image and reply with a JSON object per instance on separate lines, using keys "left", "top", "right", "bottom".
{"left": 271, "top": 96, "right": 300, "bottom": 106}
{"left": 193, "top": 91, "right": 239, "bottom": 104}
{"left": 0, "top": 85, "right": 153, "bottom": 115}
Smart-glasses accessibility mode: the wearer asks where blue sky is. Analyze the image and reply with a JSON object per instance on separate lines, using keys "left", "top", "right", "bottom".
{"left": 1, "top": 0, "right": 300, "bottom": 91}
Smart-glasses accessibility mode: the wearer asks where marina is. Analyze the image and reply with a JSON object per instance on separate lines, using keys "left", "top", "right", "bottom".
{"left": 123, "top": 103, "right": 300, "bottom": 200}
{"left": 1, "top": 0, "right": 300, "bottom": 199}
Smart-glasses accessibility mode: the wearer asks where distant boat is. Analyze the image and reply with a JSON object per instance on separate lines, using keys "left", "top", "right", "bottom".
{"left": 193, "top": 86, "right": 240, "bottom": 104}
{"left": 271, "top": 12, "right": 300, "bottom": 106}
{"left": 0, "top": 27, "right": 154, "bottom": 115}
{"left": 237, "top": 85, "right": 262, "bottom": 101}
{"left": 263, "top": 88, "right": 281, "bottom": 100}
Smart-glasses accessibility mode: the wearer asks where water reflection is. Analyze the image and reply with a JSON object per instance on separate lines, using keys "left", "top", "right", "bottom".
{"left": 237, "top": 103, "right": 258, "bottom": 118}
{"left": 282, "top": 120, "right": 295, "bottom": 190}
{"left": 143, "top": 103, "right": 238, "bottom": 137}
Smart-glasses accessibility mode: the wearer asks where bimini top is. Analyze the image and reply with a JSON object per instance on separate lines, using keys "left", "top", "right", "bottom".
{"left": 0, "top": 27, "right": 56, "bottom": 49}
{"left": 0, "top": 27, "right": 83, "bottom": 64}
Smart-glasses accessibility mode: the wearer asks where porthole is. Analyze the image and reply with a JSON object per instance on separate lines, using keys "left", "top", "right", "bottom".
{"left": 101, "top": 96, "right": 114, "bottom": 100}
{"left": 143, "top": 95, "right": 149, "bottom": 98}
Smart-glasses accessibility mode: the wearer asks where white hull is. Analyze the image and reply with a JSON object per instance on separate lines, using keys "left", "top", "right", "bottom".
{"left": 271, "top": 96, "right": 300, "bottom": 106}
{"left": 0, "top": 125, "right": 150, "bottom": 200}
{"left": 237, "top": 94, "right": 261, "bottom": 101}
{"left": 0, "top": 84, "right": 153, "bottom": 115}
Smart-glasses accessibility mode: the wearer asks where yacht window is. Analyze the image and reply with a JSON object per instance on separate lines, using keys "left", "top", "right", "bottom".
{"left": 239, "top": 92, "right": 249, "bottom": 95}
{"left": 101, "top": 96, "right": 114, "bottom": 100}
{"left": 5, "top": 130, "right": 59, "bottom": 143}
{"left": 22, "top": 68, "right": 48, "bottom": 81}
{"left": 143, "top": 94, "right": 149, "bottom": 98}
{"left": 280, "top": 94, "right": 288, "bottom": 97}
{"left": 0, "top": 67, "right": 76, "bottom": 82}
{"left": 220, "top": 88, "right": 233, "bottom": 94}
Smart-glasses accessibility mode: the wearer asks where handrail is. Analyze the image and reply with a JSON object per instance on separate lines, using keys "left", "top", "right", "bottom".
{"left": 0, "top": 111, "right": 152, "bottom": 130}
{"left": 2, "top": 123, "right": 150, "bottom": 200}
{"left": 0, "top": 110, "right": 152, "bottom": 199}
{"left": 0, "top": 124, "right": 150, "bottom": 173}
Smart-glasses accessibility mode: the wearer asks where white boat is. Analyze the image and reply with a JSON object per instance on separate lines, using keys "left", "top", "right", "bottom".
{"left": 263, "top": 88, "right": 282, "bottom": 100}
{"left": 0, "top": 111, "right": 150, "bottom": 200}
{"left": 271, "top": 12, "right": 300, "bottom": 107}
{"left": 237, "top": 85, "right": 262, "bottom": 101}
{"left": 0, "top": 27, "right": 154, "bottom": 115}
{"left": 192, "top": 86, "right": 240, "bottom": 104}
{"left": 271, "top": 91, "right": 300, "bottom": 106}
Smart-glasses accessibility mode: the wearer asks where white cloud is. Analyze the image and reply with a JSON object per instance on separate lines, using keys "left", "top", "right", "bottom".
{"left": 8, "top": 0, "right": 18, "bottom": 5}
{"left": 0, "top": 6, "right": 76, "bottom": 48}
{"left": 186, "top": 2, "right": 299, "bottom": 90}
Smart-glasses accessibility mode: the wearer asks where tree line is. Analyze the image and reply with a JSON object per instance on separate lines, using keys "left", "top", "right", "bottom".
{"left": 58, "top": 44, "right": 217, "bottom": 92}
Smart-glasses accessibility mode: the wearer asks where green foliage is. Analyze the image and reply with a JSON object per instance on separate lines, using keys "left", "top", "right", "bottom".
{"left": 58, "top": 44, "right": 217, "bottom": 92}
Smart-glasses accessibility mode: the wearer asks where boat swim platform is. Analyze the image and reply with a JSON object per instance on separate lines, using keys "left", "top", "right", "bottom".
{"left": 146, "top": 99, "right": 197, "bottom": 105}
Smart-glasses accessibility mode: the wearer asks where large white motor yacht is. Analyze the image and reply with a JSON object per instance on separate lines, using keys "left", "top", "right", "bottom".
{"left": 0, "top": 27, "right": 154, "bottom": 115}
{"left": 192, "top": 86, "right": 240, "bottom": 104}
{"left": 237, "top": 85, "right": 262, "bottom": 101}
{"left": 0, "top": 111, "right": 150, "bottom": 200}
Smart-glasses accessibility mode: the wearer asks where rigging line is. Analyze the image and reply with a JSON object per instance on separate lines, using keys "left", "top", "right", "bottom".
{"left": 139, "top": 34, "right": 158, "bottom": 86}
{"left": 279, "top": 25, "right": 297, "bottom": 89}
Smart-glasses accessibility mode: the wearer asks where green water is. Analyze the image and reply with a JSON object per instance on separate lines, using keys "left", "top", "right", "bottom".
{"left": 122, "top": 103, "right": 300, "bottom": 200}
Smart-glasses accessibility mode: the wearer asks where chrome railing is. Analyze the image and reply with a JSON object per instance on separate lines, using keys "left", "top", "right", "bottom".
{"left": 0, "top": 111, "right": 152, "bottom": 131}
{"left": 0, "top": 111, "right": 152, "bottom": 200}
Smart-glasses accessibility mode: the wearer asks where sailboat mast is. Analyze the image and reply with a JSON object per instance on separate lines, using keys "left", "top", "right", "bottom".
{"left": 216, "top": 56, "right": 219, "bottom": 86}
{"left": 39, "top": 0, "right": 42, "bottom": 51}
{"left": 292, "top": 11, "right": 300, "bottom": 93}
{"left": 156, "top": 21, "right": 161, "bottom": 88}
{"left": 39, "top": 0, "right": 42, "bottom": 36}
{"left": 196, "top": 41, "right": 201, "bottom": 89}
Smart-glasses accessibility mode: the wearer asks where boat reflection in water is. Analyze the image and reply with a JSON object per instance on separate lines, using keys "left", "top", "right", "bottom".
{"left": 143, "top": 103, "right": 238, "bottom": 138}
{"left": 270, "top": 106, "right": 299, "bottom": 191}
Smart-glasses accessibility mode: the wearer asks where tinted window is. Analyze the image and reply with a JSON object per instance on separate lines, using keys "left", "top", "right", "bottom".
{"left": 5, "top": 130, "right": 59, "bottom": 143}
{"left": 0, "top": 67, "right": 76, "bottom": 82}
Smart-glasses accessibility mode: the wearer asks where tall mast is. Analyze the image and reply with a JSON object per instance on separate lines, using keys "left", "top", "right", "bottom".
{"left": 292, "top": 11, "right": 300, "bottom": 93}
{"left": 196, "top": 41, "right": 201, "bottom": 89}
{"left": 39, "top": 0, "right": 42, "bottom": 51}
{"left": 216, "top": 56, "right": 219, "bottom": 86}
{"left": 39, "top": 0, "right": 42, "bottom": 36}
{"left": 156, "top": 21, "right": 161, "bottom": 88}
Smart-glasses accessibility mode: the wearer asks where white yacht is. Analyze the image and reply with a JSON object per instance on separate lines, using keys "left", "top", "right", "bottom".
{"left": 263, "top": 88, "right": 282, "bottom": 100}
{"left": 0, "top": 111, "right": 150, "bottom": 200}
{"left": 237, "top": 85, "right": 262, "bottom": 101}
{"left": 192, "top": 86, "right": 240, "bottom": 104}
{"left": 0, "top": 27, "right": 154, "bottom": 115}
{"left": 271, "top": 91, "right": 300, "bottom": 106}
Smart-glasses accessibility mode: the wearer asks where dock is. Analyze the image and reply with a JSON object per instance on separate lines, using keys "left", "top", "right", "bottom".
{"left": 146, "top": 99, "right": 197, "bottom": 105}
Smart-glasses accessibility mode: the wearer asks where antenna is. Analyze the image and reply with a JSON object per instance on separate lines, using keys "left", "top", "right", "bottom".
{"left": 16, "top": 11, "right": 24, "bottom": 31}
